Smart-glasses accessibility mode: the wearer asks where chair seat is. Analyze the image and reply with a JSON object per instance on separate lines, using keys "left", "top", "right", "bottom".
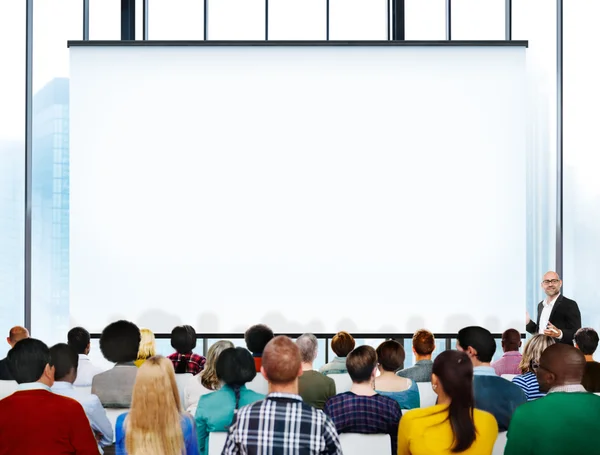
{"left": 339, "top": 433, "right": 391, "bottom": 455}
{"left": 416, "top": 382, "right": 437, "bottom": 408}
{"left": 208, "top": 431, "right": 228, "bottom": 455}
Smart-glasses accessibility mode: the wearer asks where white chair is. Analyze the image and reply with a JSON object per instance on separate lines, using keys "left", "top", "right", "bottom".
{"left": 247, "top": 374, "right": 269, "bottom": 395}
{"left": 175, "top": 373, "right": 193, "bottom": 405}
{"left": 339, "top": 433, "right": 391, "bottom": 455}
{"left": 0, "top": 380, "right": 18, "bottom": 399}
{"left": 492, "top": 431, "right": 507, "bottom": 455}
{"left": 208, "top": 431, "right": 228, "bottom": 455}
{"left": 416, "top": 382, "right": 437, "bottom": 408}
{"left": 328, "top": 374, "right": 353, "bottom": 394}
{"left": 501, "top": 374, "right": 517, "bottom": 382}
{"left": 104, "top": 408, "right": 129, "bottom": 442}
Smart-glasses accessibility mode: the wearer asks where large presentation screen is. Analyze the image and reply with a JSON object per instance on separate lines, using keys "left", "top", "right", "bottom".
{"left": 69, "top": 43, "right": 527, "bottom": 334}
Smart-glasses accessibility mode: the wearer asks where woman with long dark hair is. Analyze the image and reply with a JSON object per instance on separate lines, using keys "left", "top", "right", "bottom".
{"left": 397, "top": 350, "right": 498, "bottom": 455}
{"left": 194, "top": 347, "right": 265, "bottom": 455}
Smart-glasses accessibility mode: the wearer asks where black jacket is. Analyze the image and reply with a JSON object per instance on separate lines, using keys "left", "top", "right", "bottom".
{"left": 526, "top": 295, "right": 581, "bottom": 345}
{"left": 0, "top": 357, "right": 13, "bottom": 380}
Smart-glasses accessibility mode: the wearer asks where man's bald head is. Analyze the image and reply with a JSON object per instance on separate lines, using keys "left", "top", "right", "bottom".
{"left": 501, "top": 329, "right": 521, "bottom": 352}
{"left": 7, "top": 326, "right": 29, "bottom": 348}
{"left": 261, "top": 336, "right": 302, "bottom": 385}
{"left": 536, "top": 343, "right": 586, "bottom": 393}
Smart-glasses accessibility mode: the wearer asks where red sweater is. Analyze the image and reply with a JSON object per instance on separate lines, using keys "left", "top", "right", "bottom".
{"left": 0, "top": 389, "right": 100, "bottom": 455}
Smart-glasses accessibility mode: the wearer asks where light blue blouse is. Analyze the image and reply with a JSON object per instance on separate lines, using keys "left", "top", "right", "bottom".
{"left": 195, "top": 384, "right": 265, "bottom": 455}
{"left": 376, "top": 378, "right": 420, "bottom": 410}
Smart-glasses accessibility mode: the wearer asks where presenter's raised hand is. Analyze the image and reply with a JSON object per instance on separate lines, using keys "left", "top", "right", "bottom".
{"left": 526, "top": 311, "right": 531, "bottom": 324}
{"left": 543, "top": 322, "right": 562, "bottom": 339}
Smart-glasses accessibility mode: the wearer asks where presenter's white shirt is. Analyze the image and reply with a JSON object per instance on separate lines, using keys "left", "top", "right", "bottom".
{"left": 74, "top": 354, "right": 104, "bottom": 387}
{"left": 538, "top": 293, "right": 560, "bottom": 335}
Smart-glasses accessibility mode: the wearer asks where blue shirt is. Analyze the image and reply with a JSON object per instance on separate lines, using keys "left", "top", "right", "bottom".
{"left": 376, "top": 378, "right": 420, "bottom": 410}
{"left": 195, "top": 384, "right": 264, "bottom": 455}
{"left": 115, "top": 412, "right": 199, "bottom": 455}
{"left": 512, "top": 371, "right": 546, "bottom": 401}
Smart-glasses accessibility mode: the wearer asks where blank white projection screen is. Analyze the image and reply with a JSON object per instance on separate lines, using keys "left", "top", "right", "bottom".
{"left": 70, "top": 44, "right": 527, "bottom": 334}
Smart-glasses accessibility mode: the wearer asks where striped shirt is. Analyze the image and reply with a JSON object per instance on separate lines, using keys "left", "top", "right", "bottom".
{"left": 512, "top": 372, "right": 546, "bottom": 401}
{"left": 222, "top": 393, "right": 343, "bottom": 455}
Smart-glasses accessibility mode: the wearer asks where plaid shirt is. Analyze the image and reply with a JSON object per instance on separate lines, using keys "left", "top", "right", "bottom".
{"left": 222, "top": 393, "right": 343, "bottom": 455}
{"left": 324, "top": 392, "right": 401, "bottom": 454}
{"left": 167, "top": 352, "right": 206, "bottom": 375}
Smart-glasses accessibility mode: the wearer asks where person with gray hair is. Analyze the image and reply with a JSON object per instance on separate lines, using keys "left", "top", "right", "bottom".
{"left": 297, "top": 334, "right": 336, "bottom": 409}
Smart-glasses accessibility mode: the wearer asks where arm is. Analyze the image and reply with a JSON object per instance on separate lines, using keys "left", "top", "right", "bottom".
{"left": 396, "top": 414, "right": 411, "bottom": 455}
{"left": 328, "top": 378, "right": 336, "bottom": 400}
{"left": 321, "top": 416, "right": 343, "bottom": 455}
{"left": 183, "top": 414, "right": 200, "bottom": 455}
{"left": 87, "top": 396, "right": 114, "bottom": 447}
{"left": 195, "top": 401, "right": 209, "bottom": 455}
{"left": 526, "top": 312, "right": 538, "bottom": 335}
{"left": 69, "top": 403, "right": 102, "bottom": 455}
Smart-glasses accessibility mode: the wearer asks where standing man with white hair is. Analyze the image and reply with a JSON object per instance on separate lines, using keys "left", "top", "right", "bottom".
{"left": 297, "top": 334, "right": 336, "bottom": 409}
{"left": 526, "top": 271, "right": 581, "bottom": 345}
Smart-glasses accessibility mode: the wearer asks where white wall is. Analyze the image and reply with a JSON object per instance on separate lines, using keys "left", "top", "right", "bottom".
{"left": 69, "top": 44, "right": 527, "bottom": 334}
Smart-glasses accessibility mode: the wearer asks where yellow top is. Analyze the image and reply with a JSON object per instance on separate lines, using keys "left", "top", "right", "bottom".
{"left": 397, "top": 404, "right": 498, "bottom": 455}
{"left": 133, "top": 358, "right": 146, "bottom": 368}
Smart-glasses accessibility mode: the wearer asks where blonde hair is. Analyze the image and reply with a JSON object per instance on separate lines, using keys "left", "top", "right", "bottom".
{"left": 137, "top": 328, "right": 156, "bottom": 361}
{"left": 125, "top": 356, "right": 185, "bottom": 455}
{"left": 519, "top": 334, "right": 555, "bottom": 373}
{"left": 201, "top": 340, "right": 234, "bottom": 390}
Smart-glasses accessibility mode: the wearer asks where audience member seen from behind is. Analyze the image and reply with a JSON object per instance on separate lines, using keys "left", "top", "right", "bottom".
{"left": 222, "top": 336, "right": 342, "bottom": 455}
{"left": 512, "top": 334, "right": 555, "bottom": 401}
{"left": 374, "top": 340, "right": 420, "bottom": 410}
{"left": 50, "top": 343, "right": 113, "bottom": 450}
{"left": 325, "top": 345, "right": 401, "bottom": 454}
{"left": 397, "top": 329, "right": 435, "bottom": 382}
{"left": 397, "top": 350, "right": 498, "bottom": 455}
{"left": 168, "top": 325, "right": 206, "bottom": 376}
{"left": 505, "top": 344, "right": 600, "bottom": 455}
{"left": 297, "top": 334, "right": 336, "bottom": 409}
{"left": 134, "top": 328, "right": 156, "bottom": 368}
{"left": 92, "top": 320, "right": 141, "bottom": 408}
{"left": 116, "top": 356, "right": 198, "bottom": 455}
{"left": 244, "top": 324, "right": 274, "bottom": 372}
{"left": 195, "top": 347, "right": 264, "bottom": 455}
{"left": 0, "top": 338, "right": 100, "bottom": 455}
{"left": 491, "top": 329, "right": 522, "bottom": 376}
{"left": 0, "top": 326, "right": 29, "bottom": 380}
{"left": 68, "top": 326, "right": 104, "bottom": 387}
{"left": 574, "top": 327, "right": 600, "bottom": 392}
{"left": 457, "top": 326, "right": 526, "bottom": 431}
{"left": 320, "top": 331, "right": 355, "bottom": 376}
{"left": 184, "top": 340, "right": 234, "bottom": 414}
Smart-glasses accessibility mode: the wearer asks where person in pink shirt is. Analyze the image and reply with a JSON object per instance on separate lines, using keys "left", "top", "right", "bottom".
{"left": 491, "top": 329, "right": 522, "bottom": 376}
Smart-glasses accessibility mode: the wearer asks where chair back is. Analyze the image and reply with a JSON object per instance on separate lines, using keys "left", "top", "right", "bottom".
{"left": 339, "top": 433, "right": 391, "bottom": 455}
{"left": 501, "top": 374, "right": 517, "bottom": 381}
{"left": 416, "top": 382, "right": 437, "bottom": 408}
{"left": 0, "top": 380, "right": 18, "bottom": 400}
{"left": 208, "top": 431, "right": 228, "bottom": 455}
{"left": 247, "top": 374, "right": 269, "bottom": 395}
{"left": 175, "top": 373, "right": 193, "bottom": 405}
{"left": 328, "top": 374, "right": 353, "bottom": 394}
{"left": 492, "top": 431, "right": 507, "bottom": 455}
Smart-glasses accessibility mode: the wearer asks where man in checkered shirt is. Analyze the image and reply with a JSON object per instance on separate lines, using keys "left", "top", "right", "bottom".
{"left": 222, "top": 335, "right": 343, "bottom": 455}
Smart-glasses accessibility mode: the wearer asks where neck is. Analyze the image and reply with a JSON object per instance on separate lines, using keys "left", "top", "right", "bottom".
{"left": 378, "top": 370, "right": 397, "bottom": 378}
{"left": 504, "top": 349, "right": 519, "bottom": 354}
{"left": 350, "top": 381, "right": 376, "bottom": 396}
{"left": 268, "top": 379, "right": 299, "bottom": 395}
{"left": 436, "top": 391, "right": 451, "bottom": 406}
{"left": 38, "top": 378, "right": 53, "bottom": 388}
{"left": 472, "top": 360, "right": 491, "bottom": 369}
{"left": 586, "top": 355, "right": 595, "bottom": 362}
{"left": 415, "top": 354, "right": 431, "bottom": 362}
{"left": 301, "top": 362, "right": 313, "bottom": 372}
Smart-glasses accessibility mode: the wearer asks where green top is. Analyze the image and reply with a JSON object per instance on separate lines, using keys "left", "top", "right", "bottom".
{"left": 298, "top": 370, "right": 336, "bottom": 410}
{"left": 505, "top": 392, "right": 600, "bottom": 455}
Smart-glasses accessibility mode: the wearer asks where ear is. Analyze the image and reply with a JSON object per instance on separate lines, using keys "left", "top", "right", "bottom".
{"left": 260, "top": 365, "right": 269, "bottom": 381}
{"left": 412, "top": 347, "right": 417, "bottom": 356}
{"left": 44, "top": 364, "right": 55, "bottom": 384}
{"left": 371, "top": 366, "right": 379, "bottom": 380}
{"left": 85, "top": 342, "right": 91, "bottom": 354}
{"left": 519, "top": 341, "right": 522, "bottom": 348}
{"left": 297, "top": 363, "right": 304, "bottom": 378}
{"left": 6, "top": 337, "right": 11, "bottom": 347}
{"left": 466, "top": 346, "right": 478, "bottom": 359}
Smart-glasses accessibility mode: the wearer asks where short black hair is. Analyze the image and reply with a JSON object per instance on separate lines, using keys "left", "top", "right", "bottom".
{"left": 216, "top": 347, "right": 257, "bottom": 386}
{"left": 50, "top": 343, "right": 79, "bottom": 381}
{"left": 7, "top": 338, "right": 51, "bottom": 384}
{"left": 99, "top": 320, "right": 141, "bottom": 363}
{"left": 244, "top": 324, "right": 274, "bottom": 354}
{"left": 457, "top": 326, "right": 496, "bottom": 363}
{"left": 575, "top": 328, "right": 599, "bottom": 355}
{"left": 171, "top": 325, "right": 197, "bottom": 354}
{"left": 67, "top": 327, "right": 91, "bottom": 354}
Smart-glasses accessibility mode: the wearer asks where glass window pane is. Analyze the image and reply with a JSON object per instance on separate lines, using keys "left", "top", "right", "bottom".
{"left": 563, "top": 1, "right": 600, "bottom": 331}
{"left": 329, "top": 0, "right": 387, "bottom": 40}
{"left": 405, "top": 0, "right": 445, "bottom": 40}
{"left": 209, "top": 0, "right": 265, "bottom": 40}
{"left": 90, "top": 0, "right": 121, "bottom": 40}
{"left": 0, "top": 2, "right": 25, "bottom": 359}
{"left": 32, "top": 0, "right": 82, "bottom": 346}
{"left": 269, "top": 0, "right": 325, "bottom": 40}
{"left": 149, "top": 0, "right": 205, "bottom": 40}
{"left": 451, "top": 0, "right": 504, "bottom": 40}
